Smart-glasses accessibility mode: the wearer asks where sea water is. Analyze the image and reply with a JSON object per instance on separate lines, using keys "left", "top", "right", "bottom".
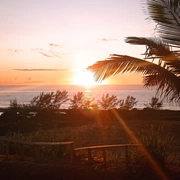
{"left": 0, "top": 84, "right": 179, "bottom": 110}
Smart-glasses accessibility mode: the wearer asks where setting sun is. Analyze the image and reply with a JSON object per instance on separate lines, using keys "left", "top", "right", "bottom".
{"left": 72, "top": 70, "right": 98, "bottom": 87}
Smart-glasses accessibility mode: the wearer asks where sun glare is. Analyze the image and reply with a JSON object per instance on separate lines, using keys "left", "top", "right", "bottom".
{"left": 73, "top": 70, "right": 98, "bottom": 87}
{"left": 72, "top": 51, "right": 108, "bottom": 87}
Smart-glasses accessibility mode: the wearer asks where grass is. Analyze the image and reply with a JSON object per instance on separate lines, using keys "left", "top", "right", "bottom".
{"left": 0, "top": 109, "right": 180, "bottom": 179}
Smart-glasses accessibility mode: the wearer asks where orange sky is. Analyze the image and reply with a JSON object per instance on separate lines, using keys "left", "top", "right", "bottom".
{"left": 0, "top": 0, "right": 155, "bottom": 86}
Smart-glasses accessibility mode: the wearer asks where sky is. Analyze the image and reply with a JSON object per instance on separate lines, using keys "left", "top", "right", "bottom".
{"left": 0, "top": 0, "right": 155, "bottom": 86}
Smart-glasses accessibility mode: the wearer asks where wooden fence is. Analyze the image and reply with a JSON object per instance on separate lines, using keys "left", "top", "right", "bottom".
{"left": 75, "top": 144, "right": 141, "bottom": 166}
{"left": 0, "top": 136, "right": 141, "bottom": 166}
{"left": 0, "top": 136, "right": 74, "bottom": 162}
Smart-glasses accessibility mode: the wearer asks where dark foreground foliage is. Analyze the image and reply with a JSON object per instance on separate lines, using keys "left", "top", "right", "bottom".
{"left": 0, "top": 108, "right": 180, "bottom": 179}
{"left": 1, "top": 108, "right": 180, "bottom": 134}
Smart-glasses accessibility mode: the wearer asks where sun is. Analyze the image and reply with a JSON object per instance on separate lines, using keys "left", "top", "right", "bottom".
{"left": 72, "top": 51, "right": 108, "bottom": 87}
{"left": 72, "top": 70, "right": 98, "bottom": 87}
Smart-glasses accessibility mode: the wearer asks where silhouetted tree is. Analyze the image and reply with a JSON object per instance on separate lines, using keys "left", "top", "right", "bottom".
{"left": 69, "top": 92, "right": 98, "bottom": 110}
{"left": 144, "top": 97, "right": 163, "bottom": 110}
{"left": 119, "top": 96, "right": 138, "bottom": 110}
{"left": 98, "top": 93, "right": 119, "bottom": 110}
{"left": 69, "top": 92, "right": 84, "bottom": 109}
{"left": 30, "top": 90, "right": 69, "bottom": 110}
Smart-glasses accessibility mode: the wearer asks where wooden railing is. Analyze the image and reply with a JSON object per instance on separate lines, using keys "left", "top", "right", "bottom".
{"left": 0, "top": 136, "right": 141, "bottom": 166}
{"left": 0, "top": 136, "right": 74, "bottom": 162}
{"left": 75, "top": 144, "right": 141, "bottom": 166}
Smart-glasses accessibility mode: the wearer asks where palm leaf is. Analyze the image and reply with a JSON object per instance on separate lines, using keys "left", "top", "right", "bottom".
{"left": 144, "top": 0, "right": 180, "bottom": 46}
{"left": 125, "top": 37, "right": 173, "bottom": 59}
{"left": 143, "top": 72, "right": 180, "bottom": 101}
{"left": 87, "top": 54, "right": 180, "bottom": 101}
{"left": 125, "top": 36, "right": 180, "bottom": 74}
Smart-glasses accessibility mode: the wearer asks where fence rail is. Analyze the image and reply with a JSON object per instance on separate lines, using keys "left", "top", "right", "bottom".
{"left": 75, "top": 144, "right": 141, "bottom": 166}
{"left": 0, "top": 136, "right": 74, "bottom": 162}
{"left": 0, "top": 136, "right": 141, "bottom": 166}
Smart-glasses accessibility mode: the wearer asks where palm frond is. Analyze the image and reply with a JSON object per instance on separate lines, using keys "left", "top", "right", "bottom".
{"left": 144, "top": 0, "right": 180, "bottom": 45}
{"left": 126, "top": 36, "right": 180, "bottom": 74}
{"left": 125, "top": 37, "right": 173, "bottom": 58}
{"left": 87, "top": 54, "right": 180, "bottom": 101}
{"left": 88, "top": 55, "right": 155, "bottom": 81}
{"left": 143, "top": 72, "right": 180, "bottom": 101}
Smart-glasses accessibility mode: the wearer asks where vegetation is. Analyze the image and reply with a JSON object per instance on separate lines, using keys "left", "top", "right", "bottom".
{"left": 30, "top": 90, "right": 69, "bottom": 110}
{"left": 1, "top": 0, "right": 180, "bottom": 179}
{"left": 0, "top": 129, "right": 73, "bottom": 159}
{"left": 138, "top": 124, "right": 174, "bottom": 169}
{"left": 0, "top": 90, "right": 180, "bottom": 179}
{"left": 0, "top": 113, "right": 179, "bottom": 179}
{"left": 97, "top": 93, "right": 119, "bottom": 110}
{"left": 144, "top": 97, "right": 163, "bottom": 110}
{"left": 5, "top": 91, "right": 140, "bottom": 112}
{"left": 87, "top": 0, "right": 180, "bottom": 102}
{"left": 0, "top": 91, "right": 170, "bottom": 125}
{"left": 119, "top": 95, "right": 138, "bottom": 110}
{"left": 69, "top": 92, "right": 98, "bottom": 110}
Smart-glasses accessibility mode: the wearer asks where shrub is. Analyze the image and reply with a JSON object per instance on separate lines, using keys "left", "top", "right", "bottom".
{"left": 69, "top": 92, "right": 84, "bottom": 109}
{"left": 98, "top": 93, "right": 119, "bottom": 110}
{"left": 138, "top": 124, "right": 174, "bottom": 169}
{"left": 69, "top": 92, "right": 98, "bottom": 110}
{"left": 119, "top": 96, "right": 138, "bottom": 110}
{"left": 30, "top": 90, "right": 69, "bottom": 110}
{"left": 144, "top": 97, "right": 163, "bottom": 110}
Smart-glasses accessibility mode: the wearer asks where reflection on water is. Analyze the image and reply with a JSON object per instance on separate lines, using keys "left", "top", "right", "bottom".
{"left": 84, "top": 89, "right": 92, "bottom": 100}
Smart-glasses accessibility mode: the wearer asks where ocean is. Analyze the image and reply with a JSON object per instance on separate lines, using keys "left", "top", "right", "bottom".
{"left": 0, "top": 84, "right": 179, "bottom": 110}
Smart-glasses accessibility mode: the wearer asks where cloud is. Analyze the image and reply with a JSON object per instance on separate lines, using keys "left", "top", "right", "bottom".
{"left": 12, "top": 69, "right": 69, "bottom": 71}
{"left": 32, "top": 46, "right": 63, "bottom": 58}
{"left": 98, "top": 38, "right": 118, "bottom": 42}
{"left": 7, "top": 49, "right": 23, "bottom": 53}
{"left": 38, "top": 52, "right": 53, "bottom": 57}
{"left": 23, "top": 80, "right": 47, "bottom": 84}
{"left": 31, "top": 48, "right": 43, "bottom": 51}
{"left": 49, "top": 43, "right": 61, "bottom": 47}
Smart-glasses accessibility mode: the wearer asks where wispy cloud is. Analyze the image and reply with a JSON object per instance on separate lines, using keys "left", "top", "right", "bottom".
{"left": 32, "top": 44, "right": 63, "bottom": 58}
{"left": 12, "top": 69, "right": 69, "bottom": 71}
{"left": 7, "top": 49, "right": 23, "bottom": 53}
{"left": 31, "top": 48, "right": 43, "bottom": 51}
{"left": 49, "top": 43, "right": 61, "bottom": 47}
{"left": 38, "top": 52, "right": 53, "bottom": 57}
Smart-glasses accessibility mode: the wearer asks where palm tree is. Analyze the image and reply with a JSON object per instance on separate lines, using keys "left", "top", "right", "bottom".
{"left": 88, "top": 0, "right": 180, "bottom": 101}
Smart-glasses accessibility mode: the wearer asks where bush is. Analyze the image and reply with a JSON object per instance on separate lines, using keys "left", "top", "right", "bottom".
{"left": 119, "top": 96, "right": 138, "bottom": 110}
{"left": 98, "top": 93, "right": 119, "bottom": 110}
{"left": 69, "top": 92, "right": 98, "bottom": 110}
{"left": 138, "top": 124, "right": 174, "bottom": 169}
{"left": 30, "top": 90, "right": 69, "bottom": 109}
{"left": 144, "top": 97, "right": 163, "bottom": 110}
